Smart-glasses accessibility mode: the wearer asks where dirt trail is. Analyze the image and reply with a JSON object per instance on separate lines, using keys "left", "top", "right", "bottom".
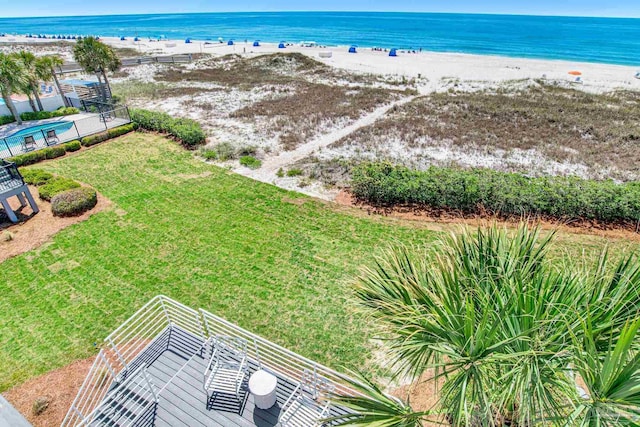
{"left": 242, "top": 96, "right": 416, "bottom": 183}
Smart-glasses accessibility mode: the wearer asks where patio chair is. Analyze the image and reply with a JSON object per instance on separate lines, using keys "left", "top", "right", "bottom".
{"left": 99, "top": 111, "right": 115, "bottom": 123}
{"left": 22, "top": 135, "right": 37, "bottom": 152}
{"left": 44, "top": 129, "right": 60, "bottom": 146}
{"left": 203, "top": 336, "right": 249, "bottom": 402}
{"left": 279, "top": 369, "right": 334, "bottom": 427}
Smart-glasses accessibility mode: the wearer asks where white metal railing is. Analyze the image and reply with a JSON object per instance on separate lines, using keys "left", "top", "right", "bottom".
{"left": 200, "top": 309, "right": 359, "bottom": 397}
{"left": 62, "top": 295, "right": 359, "bottom": 427}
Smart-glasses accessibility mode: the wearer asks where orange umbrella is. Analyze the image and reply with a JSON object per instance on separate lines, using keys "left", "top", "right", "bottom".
{"left": 568, "top": 71, "right": 582, "bottom": 76}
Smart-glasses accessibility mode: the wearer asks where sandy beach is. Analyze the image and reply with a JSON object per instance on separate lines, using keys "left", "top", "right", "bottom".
{"left": 5, "top": 35, "right": 639, "bottom": 94}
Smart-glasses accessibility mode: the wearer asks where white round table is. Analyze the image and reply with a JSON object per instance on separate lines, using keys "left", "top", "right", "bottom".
{"left": 248, "top": 370, "right": 278, "bottom": 409}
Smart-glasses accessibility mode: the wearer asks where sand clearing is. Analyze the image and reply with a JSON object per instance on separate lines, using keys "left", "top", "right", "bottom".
{"left": 6, "top": 35, "right": 640, "bottom": 94}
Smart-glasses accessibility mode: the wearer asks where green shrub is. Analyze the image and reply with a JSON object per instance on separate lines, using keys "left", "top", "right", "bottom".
{"left": 63, "top": 140, "right": 81, "bottom": 152}
{"left": 19, "top": 107, "right": 80, "bottom": 122}
{"left": 38, "top": 177, "right": 81, "bottom": 201}
{"left": 0, "top": 115, "right": 15, "bottom": 125}
{"left": 107, "top": 123, "right": 136, "bottom": 138}
{"left": 239, "top": 155, "right": 262, "bottom": 169}
{"left": 51, "top": 187, "right": 98, "bottom": 217}
{"left": 212, "top": 142, "right": 236, "bottom": 161}
{"left": 7, "top": 150, "right": 46, "bottom": 167}
{"left": 276, "top": 168, "right": 284, "bottom": 178}
{"left": 130, "top": 108, "right": 206, "bottom": 147}
{"left": 237, "top": 145, "right": 257, "bottom": 157}
{"left": 20, "top": 169, "right": 53, "bottom": 186}
{"left": 198, "top": 147, "right": 217, "bottom": 160}
{"left": 286, "top": 168, "right": 303, "bottom": 177}
{"left": 350, "top": 162, "right": 640, "bottom": 223}
{"left": 43, "top": 145, "right": 66, "bottom": 160}
{"left": 81, "top": 132, "right": 108, "bottom": 147}
{"left": 81, "top": 124, "right": 135, "bottom": 147}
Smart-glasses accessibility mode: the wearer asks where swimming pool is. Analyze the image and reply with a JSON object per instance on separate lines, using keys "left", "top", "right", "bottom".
{"left": 2, "top": 121, "right": 74, "bottom": 152}
{"left": 8, "top": 121, "right": 74, "bottom": 138}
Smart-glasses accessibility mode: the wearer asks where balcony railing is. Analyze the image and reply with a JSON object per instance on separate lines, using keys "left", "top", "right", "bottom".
{"left": 61, "top": 295, "right": 361, "bottom": 427}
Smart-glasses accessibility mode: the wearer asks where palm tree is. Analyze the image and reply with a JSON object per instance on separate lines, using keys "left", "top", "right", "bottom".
{"left": 13, "top": 51, "right": 42, "bottom": 111}
{"left": 37, "top": 55, "right": 70, "bottom": 107}
{"left": 333, "top": 224, "right": 640, "bottom": 427}
{"left": 73, "top": 36, "right": 121, "bottom": 99}
{"left": 0, "top": 52, "right": 27, "bottom": 124}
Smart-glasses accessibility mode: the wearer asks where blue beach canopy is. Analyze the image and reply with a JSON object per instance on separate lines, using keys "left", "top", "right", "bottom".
{"left": 278, "top": 42, "right": 286, "bottom": 48}
{"left": 253, "top": 41, "right": 260, "bottom": 47}
{"left": 348, "top": 45, "right": 357, "bottom": 53}
{"left": 134, "top": 36, "right": 140, "bottom": 41}
{"left": 185, "top": 38, "right": 192, "bottom": 43}
{"left": 228, "top": 40, "right": 234, "bottom": 45}
{"left": 120, "top": 36, "right": 126, "bottom": 41}
{"left": 389, "top": 48, "right": 398, "bottom": 57}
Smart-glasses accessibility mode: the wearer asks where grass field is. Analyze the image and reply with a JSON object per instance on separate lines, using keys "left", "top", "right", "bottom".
{"left": 0, "top": 133, "right": 438, "bottom": 391}
{"left": 0, "top": 133, "right": 637, "bottom": 392}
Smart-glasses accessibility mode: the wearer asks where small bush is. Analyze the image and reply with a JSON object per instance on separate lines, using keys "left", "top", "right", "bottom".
{"left": 21, "top": 169, "right": 53, "bottom": 185}
{"left": 81, "top": 124, "right": 135, "bottom": 147}
{"left": 51, "top": 187, "right": 98, "bottom": 217}
{"left": 63, "top": 140, "right": 81, "bottom": 152}
{"left": 276, "top": 168, "right": 284, "bottom": 178}
{"left": 198, "top": 147, "right": 217, "bottom": 160}
{"left": 32, "top": 396, "right": 51, "bottom": 416}
{"left": 351, "top": 162, "right": 640, "bottom": 223}
{"left": 0, "top": 115, "right": 15, "bottom": 125}
{"left": 237, "top": 145, "right": 258, "bottom": 157}
{"left": 38, "top": 177, "right": 81, "bottom": 201}
{"left": 130, "top": 108, "right": 206, "bottom": 147}
{"left": 7, "top": 150, "right": 46, "bottom": 167}
{"left": 212, "top": 142, "right": 236, "bottom": 161}
{"left": 43, "top": 145, "right": 66, "bottom": 160}
{"left": 286, "top": 168, "right": 303, "bottom": 177}
{"left": 239, "top": 155, "right": 262, "bottom": 169}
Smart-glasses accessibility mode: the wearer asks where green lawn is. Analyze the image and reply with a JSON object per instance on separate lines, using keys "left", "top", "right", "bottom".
{"left": 0, "top": 133, "right": 637, "bottom": 392}
{"left": 0, "top": 133, "right": 438, "bottom": 391}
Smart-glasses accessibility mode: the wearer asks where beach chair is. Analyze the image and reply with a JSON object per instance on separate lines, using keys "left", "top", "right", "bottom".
{"left": 45, "top": 129, "right": 60, "bottom": 146}
{"left": 22, "top": 135, "right": 37, "bottom": 152}
{"left": 279, "top": 369, "right": 334, "bottom": 427}
{"left": 99, "top": 111, "right": 115, "bottom": 122}
{"left": 203, "top": 336, "right": 248, "bottom": 403}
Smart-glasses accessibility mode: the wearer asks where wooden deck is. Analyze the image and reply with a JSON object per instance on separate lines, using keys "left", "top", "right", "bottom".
{"left": 91, "top": 327, "right": 349, "bottom": 426}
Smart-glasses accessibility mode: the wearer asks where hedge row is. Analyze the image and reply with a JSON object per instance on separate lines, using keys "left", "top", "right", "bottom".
{"left": 1, "top": 107, "right": 80, "bottom": 126}
{"left": 8, "top": 141, "right": 81, "bottom": 166}
{"left": 80, "top": 123, "right": 136, "bottom": 147}
{"left": 130, "top": 108, "right": 206, "bottom": 147}
{"left": 350, "top": 162, "right": 640, "bottom": 223}
{"left": 20, "top": 107, "right": 80, "bottom": 121}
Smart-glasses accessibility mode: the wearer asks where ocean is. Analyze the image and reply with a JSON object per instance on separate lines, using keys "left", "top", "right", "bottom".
{"left": 0, "top": 12, "right": 639, "bottom": 66}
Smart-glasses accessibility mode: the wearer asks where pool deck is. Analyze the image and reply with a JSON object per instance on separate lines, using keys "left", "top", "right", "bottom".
{"left": 0, "top": 114, "right": 92, "bottom": 139}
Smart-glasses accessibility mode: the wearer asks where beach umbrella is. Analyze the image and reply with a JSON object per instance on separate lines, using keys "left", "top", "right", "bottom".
{"left": 134, "top": 36, "right": 140, "bottom": 42}
{"left": 568, "top": 71, "right": 582, "bottom": 76}
{"left": 348, "top": 45, "right": 357, "bottom": 53}
{"left": 253, "top": 41, "right": 260, "bottom": 47}
{"left": 228, "top": 40, "right": 234, "bottom": 45}
{"left": 185, "top": 38, "right": 192, "bottom": 44}
{"left": 278, "top": 42, "right": 286, "bottom": 49}
{"left": 389, "top": 48, "right": 398, "bottom": 57}
{"left": 120, "top": 36, "right": 126, "bottom": 41}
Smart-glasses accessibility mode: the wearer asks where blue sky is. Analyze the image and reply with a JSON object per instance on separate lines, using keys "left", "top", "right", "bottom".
{"left": 2, "top": 0, "right": 640, "bottom": 18}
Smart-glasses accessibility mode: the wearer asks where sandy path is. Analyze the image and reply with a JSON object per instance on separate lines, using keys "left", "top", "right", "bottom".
{"left": 242, "top": 96, "right": 416, "bottom": 183}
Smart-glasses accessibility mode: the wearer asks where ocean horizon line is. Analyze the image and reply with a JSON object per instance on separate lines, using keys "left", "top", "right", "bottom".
{"left": 2, "top": 10, "right": 640, "bottom": 20}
